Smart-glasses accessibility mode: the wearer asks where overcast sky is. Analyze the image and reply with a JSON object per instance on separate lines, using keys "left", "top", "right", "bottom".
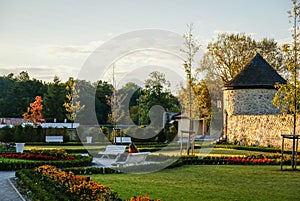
{"left": 0, "top": 0, "right": 293, "bottom": 90}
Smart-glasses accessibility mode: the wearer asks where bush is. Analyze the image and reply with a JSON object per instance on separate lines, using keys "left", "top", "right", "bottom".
{"left": 0, "top": 125, "right": 70, "bottom": 143}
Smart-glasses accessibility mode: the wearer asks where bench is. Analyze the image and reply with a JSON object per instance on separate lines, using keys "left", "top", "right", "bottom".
{"left": 114, "top": 137, "right": 132, "bottom": 144}
{"left": 98, "top": 145, "right": 127, "bottom": 159}
{"left": 45, "top": 136, "right": 63, "bottom": 143}
{"left": 115, "top": 152, "right": 151, "bottom": 167}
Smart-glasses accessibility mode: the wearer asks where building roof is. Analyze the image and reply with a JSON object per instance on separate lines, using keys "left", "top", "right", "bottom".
{"left": 224, "top": 53, "right": 286, "bottom": 89}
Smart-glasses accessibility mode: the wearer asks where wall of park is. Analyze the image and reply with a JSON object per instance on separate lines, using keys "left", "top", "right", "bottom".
{"left": 226, "top": 114, "right": 300, "bottom": 149}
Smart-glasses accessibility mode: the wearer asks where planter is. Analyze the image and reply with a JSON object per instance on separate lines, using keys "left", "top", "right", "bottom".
{"left": 86, "top": 136, "right": 92, "bottom": 143}
{"left": 15, "top": 143, "right": 25, "bottom": 153}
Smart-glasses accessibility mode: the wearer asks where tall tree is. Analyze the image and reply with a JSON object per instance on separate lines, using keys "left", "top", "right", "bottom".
{"left": 180, "top": 24, "right": 201, "bottom": 119}
{"left": 43, "top": 76, "right": 67, "bottom": 122}
{"left": 180, "top": 24, "right": 201, "bottom": 155}
{"left": 273, "top": 0, "right": 299, "bottom": 170}
{"left": 140, "top": 71, "right": 180, "bottom": 126}
{"left": 63, "top": 78, "right": 85, "bottom": 124}
{"left": 94, "top": 80, "right": 113, "bottom": 125}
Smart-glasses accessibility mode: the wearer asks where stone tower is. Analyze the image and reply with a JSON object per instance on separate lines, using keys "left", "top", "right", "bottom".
{"left": 223, "top": 53, "right": 286, "bottom": 116}
{"left": 223, "top": 53, "right": 289, "bottom": 147}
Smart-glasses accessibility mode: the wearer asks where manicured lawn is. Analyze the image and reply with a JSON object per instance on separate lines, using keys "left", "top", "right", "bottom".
{"left": 197, "top": 147, "right": 267, "bottom": 156}
{"left": 91, "top": 165, "right": 300, "bottom": 201}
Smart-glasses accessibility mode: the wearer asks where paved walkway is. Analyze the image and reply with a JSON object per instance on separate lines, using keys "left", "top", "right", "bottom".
{"left": 0, "top": 171, "right": 25, "bottom": 201}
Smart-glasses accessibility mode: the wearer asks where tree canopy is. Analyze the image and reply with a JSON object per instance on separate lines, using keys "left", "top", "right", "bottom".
{"left": 199, "top": 33, "right": 285, "bottom": 84}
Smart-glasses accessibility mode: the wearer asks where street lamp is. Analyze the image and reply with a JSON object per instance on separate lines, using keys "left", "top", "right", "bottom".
{"left": 136, "top": 98, "right": 140, "bottom": 126}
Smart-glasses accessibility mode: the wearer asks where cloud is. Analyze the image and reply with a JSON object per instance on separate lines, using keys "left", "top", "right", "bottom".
{"left": 36, "top": 40, "right": 105, "bottom": 58}
{"left": 0, "top": 65, "right": 78, "bottom": 82}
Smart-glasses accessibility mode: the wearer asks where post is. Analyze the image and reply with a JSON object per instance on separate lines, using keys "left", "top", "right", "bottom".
{"left": 281, "top": 136, "right": 284, "bottom": 170}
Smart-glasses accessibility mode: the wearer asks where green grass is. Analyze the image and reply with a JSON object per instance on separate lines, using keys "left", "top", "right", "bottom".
{"left": 197, "top": 148, "right": 267, "bottom": 156}
{"left": 91, "top": 165, "right": 300, "bottom": 201}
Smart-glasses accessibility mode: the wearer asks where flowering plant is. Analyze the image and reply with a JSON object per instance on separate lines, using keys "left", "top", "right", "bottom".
{"left": 126, "top": 195, "right": 161, "bottom": 201}
{"left": 29, "top": 148, "right": 69, "bottom": 159}
{"left": 35, "top": 165, "right": 116, "bottom": 201}
{"left": 0, "top": 153, "right": 75, "bottom": 160}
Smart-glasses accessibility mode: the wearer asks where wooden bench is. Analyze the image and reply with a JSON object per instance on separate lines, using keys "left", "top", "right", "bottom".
{"left": 114, "top": 137, "right": 132, "bottom": 144}
{"left": 98, "top": 145, "right": 127, "bottom": 159}
{"left": 45, "top": 136, "right": 63, "bottom": 143}
{"left": 115, "top": 152, "right": 151, "bottom": 167}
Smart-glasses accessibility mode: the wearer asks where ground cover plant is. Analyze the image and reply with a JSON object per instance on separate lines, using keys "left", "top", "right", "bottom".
{"left": 91, "top": 165, "right": 300, "bottom": 201}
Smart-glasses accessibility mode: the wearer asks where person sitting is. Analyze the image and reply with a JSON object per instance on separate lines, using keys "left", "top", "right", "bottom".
{"left": 129, "top": 142, "right": 138, "bottom": 153}
{"left": 113, "top": 143, "right": 139, "bottom": 165}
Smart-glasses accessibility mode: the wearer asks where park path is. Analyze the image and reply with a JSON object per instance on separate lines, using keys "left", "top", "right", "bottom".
{"left": 0, "top": 171, "right": 26, "bottom": 201}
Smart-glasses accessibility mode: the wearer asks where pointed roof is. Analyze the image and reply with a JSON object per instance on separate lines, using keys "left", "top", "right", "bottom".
{"left": 224, "top": 53, "right": 286, "bottom": 89}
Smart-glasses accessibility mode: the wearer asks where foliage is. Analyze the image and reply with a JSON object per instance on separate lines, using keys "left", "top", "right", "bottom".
{"left": 94, "top": 80, "right": 113, "bottom": 124}
{"left": 125, "top": 195, "right": 161, "bottom": 201}
{"left": 178, "top": 80, "right": 211, "bottom": 123}
{"left": 29, "top": 148, "right": 69, "bottom": 159}
{"left": 179, "top": 23, "right": 201, "bottom": 119}
{"left": 273, "top": 0, "right": 300, "bottom": 116}
{"left": 0, "top": 153, "right": 75, "bottom": 161}
{"left": 63, "top": 78, "right": 85, "bottom": 123}
{"left": 199, "top": 33, "right": 285, "bottom": 84}
{"left": 43, "top": 76, "right": 67, "bottom": 122}
{"left": 0, "top": 71, "right": 46, "bottom": 118}
{"left": 139, "top": 71, "right": 180, "bottom": 126}
{"left": 0, "top": 155, "right": 92, "bottom": 170}
{"left": 0, "top": 125, "right": 68, "bottom": 143}
{"left": 35, "top": 165, "right": 118, "bottom": 201}
{"left": 22, "top": 96, "right": 44, "bottom": 126}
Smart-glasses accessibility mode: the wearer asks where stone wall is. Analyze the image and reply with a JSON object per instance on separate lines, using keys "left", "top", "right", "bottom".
{"left": 224, "top": 88, "right": 281, "bottom": 115}
{"left": 226, "top": 114, "right": 300, "bottom": 149}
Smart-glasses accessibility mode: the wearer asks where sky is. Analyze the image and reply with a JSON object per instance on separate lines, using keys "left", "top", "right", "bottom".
{"left": 0, "top": 0, "right": 294, "bottom": 91}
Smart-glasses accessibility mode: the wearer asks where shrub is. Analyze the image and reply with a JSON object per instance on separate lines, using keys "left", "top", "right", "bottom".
{"left": 0, "top": 155, "right": 92, "bottom": 170}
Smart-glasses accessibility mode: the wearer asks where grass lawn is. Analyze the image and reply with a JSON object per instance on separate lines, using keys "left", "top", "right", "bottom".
{"left": 91, "top": 165, "right": 300, "bottom": 201}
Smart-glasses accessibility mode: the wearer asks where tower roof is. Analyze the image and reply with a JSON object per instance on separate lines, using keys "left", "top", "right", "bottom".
{"left": 224, "top": 53, "right": 286, "bottom": 89}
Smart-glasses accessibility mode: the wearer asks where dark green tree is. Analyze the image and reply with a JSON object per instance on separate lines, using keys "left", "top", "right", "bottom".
{"left": 94, "top": 80, "right": 113, "bottom": 125}
{"left": 44, "top": 76, "right": 67, "bottom": 122}
{"left": 140, "top": 71, "right": 180, "bottom": 126}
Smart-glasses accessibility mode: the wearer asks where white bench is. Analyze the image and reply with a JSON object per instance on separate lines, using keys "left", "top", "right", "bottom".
{"left": 45, "top": 136, "right": 63, "bottom": 143}
{"left": 98, "top": 145, "right": 127, "bottom": 159}
{"left": 115, "top": 152, "right": 151, "bottom": 167}
{"left": 114, "top": 137, "right": 132, "bottom": 144}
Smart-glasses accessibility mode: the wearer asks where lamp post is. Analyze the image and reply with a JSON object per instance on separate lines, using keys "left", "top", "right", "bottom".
{"left": 136, "top": 98, "right": 140, "bottom": 126}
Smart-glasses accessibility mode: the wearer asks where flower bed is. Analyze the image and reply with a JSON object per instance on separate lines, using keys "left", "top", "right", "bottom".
{"left": 16, "top": 165, "right": 161, "bottom": 201}
{"left": 0, "top": 153, "right": 75, "bottom": 160}
{"left": 0, "top": 148, "right": 92, "bottom": 170}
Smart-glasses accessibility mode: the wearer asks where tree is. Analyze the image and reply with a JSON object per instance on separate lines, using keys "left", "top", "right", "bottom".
{"left": 199, "top": 33, "right": 285, "bottom": 83}
{"left": 273, "top": 0, "right": 300, "bottom": 170}
{"left": 180, "top": 24, "right": 201, "bottom": 155}
{"left": 94, "top": 80, "right": 113, "bottom": 124}
{"left": 43, "top": 76, "right": 67, "bottom": 122}
{"left": 180, "top": 24, "right": 201, "bottom": 119}
{"left": 117, "top": 82, "right": 141, "bottom": 125}
{"left": 63, "top": 78, "right": 85, "bottom": 124}
{"left": 140, "top": 71, "right": 180, "bottom": 128}
{"left": 23, "top": 96, "right": 44, "bottom": 126}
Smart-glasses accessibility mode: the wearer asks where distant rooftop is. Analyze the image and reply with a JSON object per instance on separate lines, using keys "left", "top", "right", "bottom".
{"left": 224, "top": 53, "right": 286, "bottom": 89}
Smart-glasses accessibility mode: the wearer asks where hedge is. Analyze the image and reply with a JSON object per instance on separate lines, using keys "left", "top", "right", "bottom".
{"left": 0, "top": 155, "right": 92, "bottom": 170}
